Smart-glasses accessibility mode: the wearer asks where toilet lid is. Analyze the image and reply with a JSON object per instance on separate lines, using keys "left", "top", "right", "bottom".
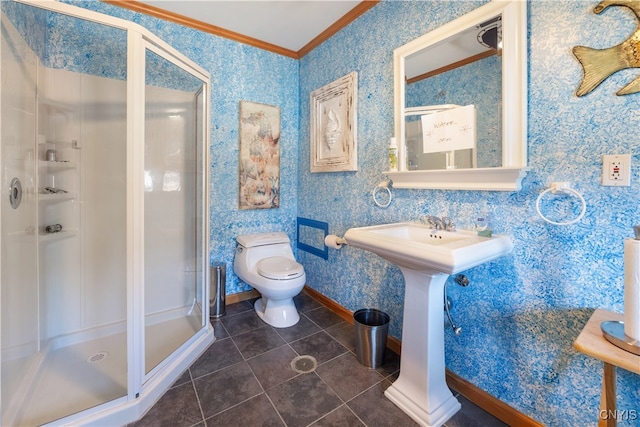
{"left": 257, "top": 256, "right": 304, "bottom": 280}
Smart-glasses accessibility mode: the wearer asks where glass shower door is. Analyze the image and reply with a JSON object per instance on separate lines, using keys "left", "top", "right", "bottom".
{"left": 3, "top": 1, "right": 212, "bottom": 424}
{"left": 2, "top": 2, "right": 129, "bottom": 425}
{"left": 1, "top": 5, "right": 39, "bottom": 424}
{"left": 143, "top": 45, "right": 207, "bottom": 375}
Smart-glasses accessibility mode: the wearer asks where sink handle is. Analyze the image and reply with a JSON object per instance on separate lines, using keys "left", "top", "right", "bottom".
{"left": 442, "top": 217, "right": 456, "bottom": 232}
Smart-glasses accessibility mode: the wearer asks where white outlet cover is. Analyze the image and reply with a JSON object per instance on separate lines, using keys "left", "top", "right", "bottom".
{"left": 602, "top": 154, "right": 631, "bottom": 186}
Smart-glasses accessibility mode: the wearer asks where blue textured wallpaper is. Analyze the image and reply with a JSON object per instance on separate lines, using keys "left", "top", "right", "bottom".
{"left": 44, "top": 10, "right": 127, "bottom": 79}
{"left": 2, "top": 1, "right": 46, "bottom": 60}
{"left": 298, "top": 1, "right": 640, "bottom": 426}
{"left": 34, "top": 0, "right": 640, "bottom": 425}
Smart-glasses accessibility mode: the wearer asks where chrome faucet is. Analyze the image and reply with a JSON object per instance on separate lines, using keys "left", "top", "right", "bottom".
{"left": 424, "top": 215, "right": 456, "bottom": 232}
{"left": 424, "top": 215, "right": 445, "bottom": 231}
{"left": 442, "top": 217, "right": 456, "bottom": 232}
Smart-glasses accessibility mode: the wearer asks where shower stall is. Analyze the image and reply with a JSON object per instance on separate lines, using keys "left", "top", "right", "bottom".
{"left": 1, "top": 1, "right": 213, "bottom": 425}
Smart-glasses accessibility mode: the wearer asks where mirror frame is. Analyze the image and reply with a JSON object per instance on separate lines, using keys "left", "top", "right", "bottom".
{"left": 388, "top": 0, "right": 527, "bottom": 191}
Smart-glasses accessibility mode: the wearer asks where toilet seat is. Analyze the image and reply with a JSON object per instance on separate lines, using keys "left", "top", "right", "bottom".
{"left": 257, "top": 256, "right": 304, "bottom": 280}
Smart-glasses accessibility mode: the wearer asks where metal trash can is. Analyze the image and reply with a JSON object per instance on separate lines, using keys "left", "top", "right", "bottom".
{"left": 354, "top": 308, "right": 389, "bottom": 368}
{"left": 210, "top": 263, "right": 226, "bottom": 319}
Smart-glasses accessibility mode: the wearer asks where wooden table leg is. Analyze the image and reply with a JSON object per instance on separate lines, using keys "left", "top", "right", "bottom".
{"left": 599, "top": 362, "right": 617, "bottom": 427}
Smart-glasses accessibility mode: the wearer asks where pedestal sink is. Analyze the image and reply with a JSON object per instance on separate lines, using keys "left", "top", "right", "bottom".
{"left": 344, "top": 222, "right": 513, "bottom": 427}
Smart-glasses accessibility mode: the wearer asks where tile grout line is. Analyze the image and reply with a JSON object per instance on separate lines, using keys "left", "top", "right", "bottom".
{"left": 188, "top": 371, "right": 207, "bottom": 427}
{"left": 274, "top": 313, "right": 321, "bottom": 344}
{"left": 201, "top": 390, "right": 270, "bottom": 425}
{"left": 312, "top": 346, "right": 353, "bottom": 373}
{"left": 344, "top": 376, "right": 389, "bottom": 405}
{"left": 197, "top": 340, "right": 271, "bottom": 425}
{"left": 262, "top": 389, "right": 289, "bottom": 427}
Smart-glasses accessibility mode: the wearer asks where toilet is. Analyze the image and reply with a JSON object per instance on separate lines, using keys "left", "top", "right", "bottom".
{"left": 233, "top": 232, "right": 306, "bottom": 328}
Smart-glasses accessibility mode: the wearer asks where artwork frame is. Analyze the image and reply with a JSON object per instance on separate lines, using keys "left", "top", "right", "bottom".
{"left": 238, "top": 101, "right": 280, "bottom": 210}
{"left": 310, "top": 72, "right": 358, "bottom": 172}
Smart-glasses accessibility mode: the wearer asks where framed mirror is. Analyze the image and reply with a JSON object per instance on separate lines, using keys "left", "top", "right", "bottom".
{"left": 388, "top": 0, "right": 527, "bottom": 191}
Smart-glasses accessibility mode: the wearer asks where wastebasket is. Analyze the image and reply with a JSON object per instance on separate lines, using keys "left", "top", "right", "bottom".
{"left": 354, "top": 308, "right": 389, "bottom": 368}
{"left": 210, "top": 263, "right": 226, "bottom": 319}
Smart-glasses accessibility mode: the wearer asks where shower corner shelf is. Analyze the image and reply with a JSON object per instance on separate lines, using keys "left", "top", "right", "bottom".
{"left": 38, "top": 229, "right": 78, "bottom": 243}
{"left": 39, "top": 159, "right": 78, "bottom": 169}
{"left": 39, "top": 192, "right": 77, "bottom": 203}
{"left": 38, "top": 139, "right": 80, "bottom": 149}
{"left": 36, "top": 96, "right": 81, "bottom": 250}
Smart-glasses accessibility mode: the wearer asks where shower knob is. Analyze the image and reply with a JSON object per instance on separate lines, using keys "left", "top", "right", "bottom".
{"left": 9, "top": 178, "right": 22, "bottom": 209}
{"left": 45, "top": 224, "right": 63, "bottom": 233}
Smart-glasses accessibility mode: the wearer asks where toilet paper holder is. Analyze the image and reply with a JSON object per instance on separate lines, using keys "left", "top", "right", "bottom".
{"left": 325, "top": 234, "right": 347, "bottom": 249}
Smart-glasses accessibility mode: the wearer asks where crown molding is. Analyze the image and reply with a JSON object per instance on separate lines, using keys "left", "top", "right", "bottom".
{"left": 103, "top": 0, "right": 380, "bottom": 59}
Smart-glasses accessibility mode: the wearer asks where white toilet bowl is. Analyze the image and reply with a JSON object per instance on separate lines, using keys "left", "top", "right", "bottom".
{"left": 233, "top": 232, "right": 306, "bottom": 328}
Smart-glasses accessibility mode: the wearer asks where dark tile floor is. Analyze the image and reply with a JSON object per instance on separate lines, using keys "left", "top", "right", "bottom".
{"left": 131, "top": 293, "right": 508, "bottom": 427}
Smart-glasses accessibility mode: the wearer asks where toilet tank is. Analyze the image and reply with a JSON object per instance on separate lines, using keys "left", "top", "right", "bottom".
{"left": 235, "top": 232, "right": 296, "bottom": 270}
{"left": 237, "top": 232, "right": 290, "bottom": 248}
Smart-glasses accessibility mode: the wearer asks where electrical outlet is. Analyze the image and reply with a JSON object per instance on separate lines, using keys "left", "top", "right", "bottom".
{"left": 602, "top": 154, "right": 631, "bottom": 186}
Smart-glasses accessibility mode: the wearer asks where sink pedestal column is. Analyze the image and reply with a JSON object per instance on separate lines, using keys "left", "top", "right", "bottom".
{"left": 384, "top": 268, "right": 461, "bottom": 427}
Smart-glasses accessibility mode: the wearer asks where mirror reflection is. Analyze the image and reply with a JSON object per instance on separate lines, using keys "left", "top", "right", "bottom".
{"left": 404, "top": 16, "right": 502, "bottom": 171}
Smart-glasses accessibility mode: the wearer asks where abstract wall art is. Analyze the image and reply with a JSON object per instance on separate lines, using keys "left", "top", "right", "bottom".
{"left": 238, "top": 101, "right": 280, "bottom": 210}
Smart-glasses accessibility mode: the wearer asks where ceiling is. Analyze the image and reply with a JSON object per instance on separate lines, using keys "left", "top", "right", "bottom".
{"left": 124, "top": 1, "right": 497, "bottom": 75}
{"left": 136, "top": 1, "right": 362, "bottom": 53}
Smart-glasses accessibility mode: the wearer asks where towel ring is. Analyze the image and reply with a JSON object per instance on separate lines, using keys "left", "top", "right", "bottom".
{"left": 372, "top": 180, "right": 392, "bottom": 208}
{"left": 535, "top": 182, "right": 586, "bottom": 226}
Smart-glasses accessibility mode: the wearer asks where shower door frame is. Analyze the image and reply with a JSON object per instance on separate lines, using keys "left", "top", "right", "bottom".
{"left": 134, "top": 32, "right": 213, "bottom": 387}
{"left": 3, "top": 1, "right": 214, "bottom": 425}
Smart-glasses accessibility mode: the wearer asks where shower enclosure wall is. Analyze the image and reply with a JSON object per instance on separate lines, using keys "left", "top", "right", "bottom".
{"left": 1, "top": 1, "right": 214, "bottom": 425}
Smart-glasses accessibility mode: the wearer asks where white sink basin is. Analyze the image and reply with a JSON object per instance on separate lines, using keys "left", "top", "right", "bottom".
{"left": 344, "top": 222, "right": 513, "bottom": 274}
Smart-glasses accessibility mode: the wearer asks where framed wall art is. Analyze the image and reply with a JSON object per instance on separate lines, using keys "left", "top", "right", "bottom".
{"left": 238, "top": 101, "right": 280, "bottom": 210}
{"left": 310, "top": 71, "right": 358, "bottom": 172}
